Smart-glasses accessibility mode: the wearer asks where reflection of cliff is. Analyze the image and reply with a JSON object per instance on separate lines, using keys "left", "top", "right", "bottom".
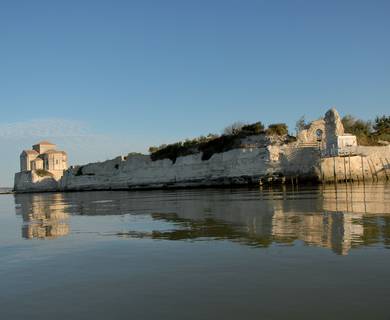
{"left": 271, "top": 209, "right": 364, "bottom": 255}
{"left": 12, "top": 185, "right": 390, "bottom": 253}
{"left": 106, "top": 186, "right": 390, "bottom": 255}
{"left": 15, "top": 193, "right": 69, "bottom": 239}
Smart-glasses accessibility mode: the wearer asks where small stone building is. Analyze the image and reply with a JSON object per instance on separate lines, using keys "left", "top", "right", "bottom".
{"left": 20, "top": 141, "right": 68, "bottom": 179}
{"left": 297, "top": 108, "right": 358, "bottom": 156}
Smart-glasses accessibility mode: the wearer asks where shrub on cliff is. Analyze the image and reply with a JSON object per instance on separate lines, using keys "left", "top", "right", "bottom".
{"left": 342, "top": 115, "right": 374, "bottom": 145}
{"left": 199, "top": 134, "right": 239, "bottom": 160}
{"left": 373, "top": 115, "right": 390, "bottom": 135}
{"left": 373, "top": 115, "right": 390, "bottom": 143}
{"left": 240, "top": 122, "right": 265, "bottom": 135}
{"left": 266, "top": 123, "right": 288, "bottom": 136}
{"left": 149, "top": 121, "right": 267, "bottom": 162}
{"left": 223, "top": 122, "right": 245, "bottom": 136}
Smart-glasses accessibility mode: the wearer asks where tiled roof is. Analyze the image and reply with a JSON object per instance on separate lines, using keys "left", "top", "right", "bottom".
{"left": 22, "top": 150, "right": 38, "bottom": 155}
{"left": 34, "top": 140, "right": 56, "bottom": 146}
{"left": 42, "top": 149, "right": 67, "bottom": 155}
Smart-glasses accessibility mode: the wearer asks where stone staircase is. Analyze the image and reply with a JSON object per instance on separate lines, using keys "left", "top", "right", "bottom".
{"left": 284, "top": 142, "right": 319, "bottom": 162}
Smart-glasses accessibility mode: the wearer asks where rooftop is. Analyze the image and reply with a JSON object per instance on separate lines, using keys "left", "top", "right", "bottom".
{"left": 22, "top": 150, "right": 38, "bottom": 155}
{"left": 42, "top": 150, "right": 67, "bottom": 155}
{"left": 33, "top": 141, "right": 56, "bottom": 146}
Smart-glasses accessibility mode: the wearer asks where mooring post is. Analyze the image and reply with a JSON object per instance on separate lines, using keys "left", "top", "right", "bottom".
{"left": 380, "top": 158, "right": 388, "bottom": 180}
{"left": 343, "top": 157, "right": 347, "bottom": 182}
{"left": 361, "top": 155, "right": 365, "bottom": 184}
{"left": 386, "top": 158, "right": 390, "bottom": 181}
{"left": 348, "top": 153, "right": 352, "bottom": 182}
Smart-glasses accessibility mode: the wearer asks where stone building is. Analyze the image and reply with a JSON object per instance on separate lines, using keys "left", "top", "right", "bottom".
{"left": 297, "top": 108, "right": 357, "bottom": 156}
{"left": 20, "top": 141, "right": 68, "bottom": 179}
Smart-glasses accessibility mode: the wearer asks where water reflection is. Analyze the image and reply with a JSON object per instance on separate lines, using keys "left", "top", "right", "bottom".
{"left": 15, "top": 193, "right": 70, "bottom": 239}
{"left": 14, "top": 184, "right": 390, "bottom": 254}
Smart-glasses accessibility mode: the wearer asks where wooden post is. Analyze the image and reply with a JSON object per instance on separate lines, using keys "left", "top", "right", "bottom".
{"left": 369, "top": 158, "right": 379, "bottom": 182}
{"left": 333, "top": 157, "right": 337, "bottom": 184}
{"left": 380, "top": 158, "right": 389, "bottom": 180}
{"left": 348, "top": 153, "right": 352, "bottom": 182}
{"left": 343, "top": 157, "right": 347, "bottom": 182}
{"left": 366, "top": 158, "right": 374, "bottom": 182}
{"left": 361, "top": 156, "right": 365, "bottom": 184}
{"left": 386, "top": 158, "right": 390, "bottom": 180}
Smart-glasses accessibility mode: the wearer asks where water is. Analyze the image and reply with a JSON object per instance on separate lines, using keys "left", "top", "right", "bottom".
{"left": 1, "top": 184, "right": 390, "bottom": 319}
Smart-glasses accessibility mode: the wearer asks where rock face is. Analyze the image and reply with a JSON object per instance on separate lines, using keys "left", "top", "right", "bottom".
{"left": 14, "top": 142, "right": 321, "bottom": 192}
{"left": 324, "top": 108, "right": 345, "bottom": 152}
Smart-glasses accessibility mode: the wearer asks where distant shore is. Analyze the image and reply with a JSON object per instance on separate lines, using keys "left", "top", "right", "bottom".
{"left": 0, "top": 188, "right": 13, "bottom": 195}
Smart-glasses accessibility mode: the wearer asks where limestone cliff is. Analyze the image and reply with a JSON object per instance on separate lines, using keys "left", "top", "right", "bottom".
{"left": 13, "top": 108, "right": 390, "bottom": 193}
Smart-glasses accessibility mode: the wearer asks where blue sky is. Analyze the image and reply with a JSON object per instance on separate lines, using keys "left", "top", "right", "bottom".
{"left": 1, "top": 0, "right": 389, "bottom": 186}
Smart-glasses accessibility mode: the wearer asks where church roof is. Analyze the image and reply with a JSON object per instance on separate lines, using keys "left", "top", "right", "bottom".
{"left": 34, "top": 141, "right": 56, "bottom": 146}
{"left": 22, "top": 149, "right": 38, "bottom": 155}
{"left": 42, "top": 149, "right": 67, "bottom": 155}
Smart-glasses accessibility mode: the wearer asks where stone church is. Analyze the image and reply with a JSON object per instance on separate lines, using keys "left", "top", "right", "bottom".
{"left": 20, "top": 141, "right": 68, "bottom": 179}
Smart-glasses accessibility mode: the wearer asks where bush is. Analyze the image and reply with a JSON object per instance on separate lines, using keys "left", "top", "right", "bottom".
{"left": 240, "top": 122, "right": 265, "bottom": 135}
{"left": 149, "top": 121, "right": 266, "bottom": 162}
{"left": 373, "top": 115, "right": 390, "bottom": 135}
{"left": 295, "top": 116, "right": 307, "bottom": 135}
{"left": 342, "top": 115, "right": 373, "bottom": 145}
{"left": 342, "top": 114, "right": 390, "bottom": 145}
{"left": 199, "top": 134, "right": 239, "bottom": 160}
{"left": 266, "top": 123, "right": 288, "bottom": 136}
{"left": 223, "top": 122, "right": 245, "bottom": 136}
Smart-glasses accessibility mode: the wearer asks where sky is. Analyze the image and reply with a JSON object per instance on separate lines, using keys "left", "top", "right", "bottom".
{"left": 0, "top": 0, "right": 389, "bottom": 186}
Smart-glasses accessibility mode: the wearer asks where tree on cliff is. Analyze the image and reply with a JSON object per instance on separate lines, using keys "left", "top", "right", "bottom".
{"left": 342, "top": 115, "right": 373, "bottom": 145}
{"left": 374, "top": 115, "right": 390, "bottom": 134}
{"left": 295, "top": 116, "right": 307, "bottom": 135}
{"left": 223, "top": 122, "right": 245, "bottom": 135}
{"left": 266, "top": 123, "right": 288, "bottom": 136}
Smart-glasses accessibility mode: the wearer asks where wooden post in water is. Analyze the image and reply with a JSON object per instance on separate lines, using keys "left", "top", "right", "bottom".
{"left": 348, "top": 154, "right": 352, "bottom": 182}
{"left": 343, "top": 157, "right": 347, "bottom": 182}
{"left": 369, "top": 158, "right": 379, "bottom": 182}
{"left": 366, "top": 158, "right": 374, "bottom": 182}
{"left": 361, "top": 155, "right": 365, "bottom": 184}
{"left": 380, "top": 158, "right": 388, "bottom": 181}
{"left": 333, "top": 157, "right": 337, "bottom": 184}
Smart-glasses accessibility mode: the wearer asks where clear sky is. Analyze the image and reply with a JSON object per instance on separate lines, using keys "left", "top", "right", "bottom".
{"left": 1, "top": 0, "right": 389, "bottom": 186}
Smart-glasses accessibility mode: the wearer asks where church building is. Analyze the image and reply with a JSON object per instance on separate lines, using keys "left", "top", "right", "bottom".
{"left": 20, "top": 141, "right": 68, "bottom": 178}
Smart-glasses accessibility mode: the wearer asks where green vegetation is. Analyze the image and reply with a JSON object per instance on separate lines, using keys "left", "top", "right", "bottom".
{"left": 373, "top": 115, "right": 390, "bottom": 142}
{"left": 295, "top": 116, "right": 307, "bottom": 135}
{"left": 266, "top": 123, "right": 288, "bottom": 136}
{"left": 35, "top": 169, "right": 53, "bottom": 177}
{"left": 149, "top": 121, "right": 290, "bottom": 163}
{"left": 342, "top": 114, "right": 390, "bottom": 145}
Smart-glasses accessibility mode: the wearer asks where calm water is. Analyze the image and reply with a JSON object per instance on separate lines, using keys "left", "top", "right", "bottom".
{"left": 1, "top": 184, "right": 390, "bottom": 319}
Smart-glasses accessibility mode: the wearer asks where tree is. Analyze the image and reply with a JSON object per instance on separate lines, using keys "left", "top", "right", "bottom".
{"left": 223, "top": 121, "right": 245, "bottom": 136}
{"left": 266, "top": 123, "right": 288, "bottom": 136}
{"left": 295, "top": 116, "right": 307, "bottom": 135}
{"left": 342, "top": 115, "right": 372, "bottom": 136}
{"left": 373, "top": 115, "right": 390, "bottom": 134}
{"left": 148, "top": 146, "right": 159, "bottom": 154}
{"left": 241, "top": 122, "right": 265, "bottom": 135}
{"left": 342, "top": 115, "right": 373, "bottom": 145}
